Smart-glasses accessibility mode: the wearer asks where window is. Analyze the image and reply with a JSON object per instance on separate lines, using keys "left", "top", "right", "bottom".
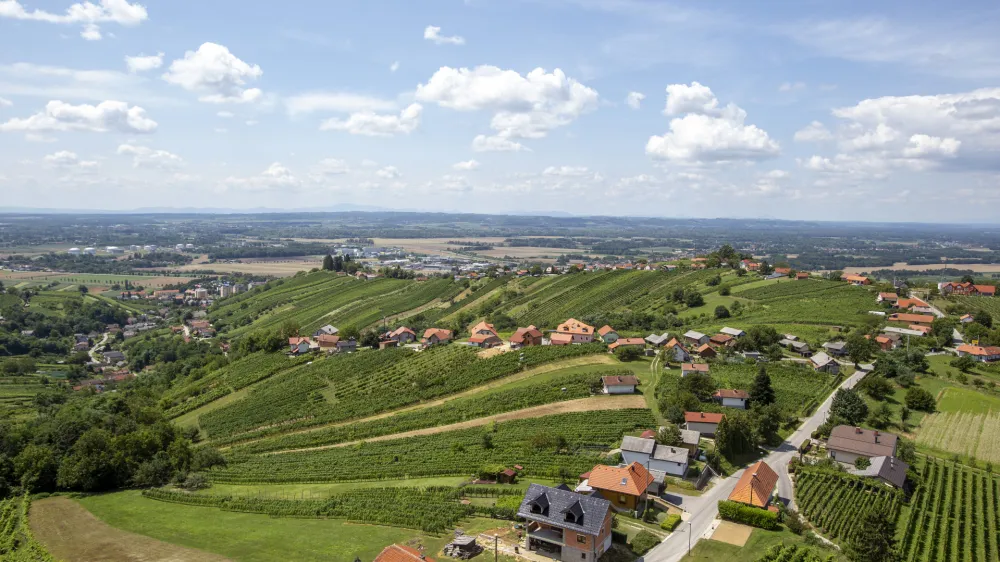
{"left": 581, "top": 554, "right": 587, "bottom": 560}
{"left": 577, "top": 535, "right": 587, "bottom": 544}
{"left": 619, "top": 495, "right": 626, "bottom": 504}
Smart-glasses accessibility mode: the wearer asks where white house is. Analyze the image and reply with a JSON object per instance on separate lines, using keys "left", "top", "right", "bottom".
{"left": 602, "top": 375, "right": 639, "bottom": 394}
{"left": 684, "top": 411, "right": 725, "bottom": 437}
{"left": 713, "top": 389, "right": 749, "bottom": 409}
{"left": 619, "top": 436, "right": 689, "bottom": 477}
{"left": 827, "top": 426, "right": 898, "bottom": 466}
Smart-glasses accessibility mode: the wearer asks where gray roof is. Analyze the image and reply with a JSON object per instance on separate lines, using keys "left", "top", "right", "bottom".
{"left": 858, "top": 363, "right": 876, "bottom": 372}
{"left": 720, "top": 327, "right": 745, "bottom": 337}
{"left": 680, "top": 429, "right": 700, "bottom": 445}
{"left": 789, "top": 341, "right": 810, "bottom": 350}
{"left": 646, "top": 333, "right": 670, "bottom": 345}
{"left": 828, "top": 426, "right": 898, "bottom": 458}
{"left": 811, "top": 352, "right": 834, "bottom": 367}
{"left": 652, "top": 445, "right": 689, "bottom": 463}
{"left": 684, "top": 330, "right": 707, "bottom": 340}
{"left": 823, "top": 341, "right": 847, "bottom": 351}
{"left": 849, "top": 456, "right": 909, "bottom": 488}
{"left": 518, "top": 484, "right": 611, "bottom": 536}
{"left": 621, "top": 436, "right": 656, "bottom": 455}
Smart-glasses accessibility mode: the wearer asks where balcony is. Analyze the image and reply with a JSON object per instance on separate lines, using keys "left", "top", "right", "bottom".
{"left": 527, "top": 522, "right": 565, "bottom": 545}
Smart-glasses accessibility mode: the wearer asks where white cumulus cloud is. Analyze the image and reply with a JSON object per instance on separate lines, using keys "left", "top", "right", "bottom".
{"left": 626, "top": 91, "right": 645, "bottom": 110}
{"left": 224, "top": 162, "right": 299, "bottom": 191}
{"left": 319, "top": 103, "right": 421, "bottom": 137}
{"left": 903, "top": 134, "right": 961, "bottom": 158}
{"left": 0, "top": 100, "right": 156, "bottom": 133}
{"left": 471, "top": 134, "right": 527, "bottom": 152}
{"left": 794, "top": 121, "right": 833, "bottom": 142}
{"left": 117, "top": 143, "right": 183, "bottom": 169}
{"left": 162, "top": 43, "right": 263, "bottom": 104}
{"left": 285, "top": 92, "right": 396, "bottom": 116}
{"left": 647, "top": 83, "right": 779, "bottom": 163}
{"left": 0, "top": 0, "right": 148, "bottom": 40}
{"left": 125, "top": 52, "right": 163, "bottom": 73}
{"left": 423, "top": 25, "right": 464, "bottom": 45}
{"left": 417, "top": 65, "right": 598, "bottom": 148}
{"left": 452, "top": 159, "right": 480, "bottom": 170}
{"left": 43, "top": 150, "right": 97, "bottom": 170}
{"left": 0, "top": 97, "right": 11, "bottom": 107}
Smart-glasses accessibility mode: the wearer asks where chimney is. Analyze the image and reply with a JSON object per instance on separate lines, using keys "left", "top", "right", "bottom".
{"left": 855, "top": 427, "right": 863, "bottom": 434}
{"left": 874, "top": 431, "right": 880, "bottom": 443}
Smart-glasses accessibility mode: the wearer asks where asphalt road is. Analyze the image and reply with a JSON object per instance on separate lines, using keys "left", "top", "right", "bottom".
{"left": 643, "top": 369, "right": 866, "bottom": 562}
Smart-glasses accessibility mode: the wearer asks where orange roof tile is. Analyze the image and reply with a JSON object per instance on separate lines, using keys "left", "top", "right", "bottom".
{"left": 556, "top": 318, "right": 595, "bottom": 336}
{"left": 374, "top": 544, "right": 435, "bottom": 562}
{"left": 598, "top": 325, "right": 617, "bottom": 336}
{"left": 684, "top": 411, "right": 725, "bottom": 424}
{"left": 586, "top": 462, "right": 654, "bottom": 498}
{"left": 728, "top": 461, "right": 778, "bottom": 508}
{"left": 422, "top": 328, "right": 452, "bottom": 340}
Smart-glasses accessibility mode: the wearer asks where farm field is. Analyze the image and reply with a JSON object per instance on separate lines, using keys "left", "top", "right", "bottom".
{"left": 61, "top": 491, "right": 502, "bottom": 562}
{"left": 209, "top": 409, "right": 656, "bottom": 483}
{"left": 897, "top": 457, "right": 1000, "bottom": 562}
{"left": 795, "top": 469, "right": 902, "bottom": 544}
{"left": 210, "top": 272, "right": 462, "bottom": 336}
{"left": 682, "top": 526, "right": 845, "bottom": 562}
{"left": 951, "top": 295, "right": 1000, "bottom": 323}
{"left": 0, "top": 375, "right": 53, "bottom": 420}
{"left": 0, "top": 270, "right": 196, "bottom": 289}
{"left": 844, "top": 263, "right": 1000, "bottom": 274}
{"left": 170, "top": 257, "right": 324, "bottom": 277}
{"left": 723, "top": 279, "right": 876, "bottom": 327}
{"left": 916, "top": 411, "right": 1000, "bottom": 464}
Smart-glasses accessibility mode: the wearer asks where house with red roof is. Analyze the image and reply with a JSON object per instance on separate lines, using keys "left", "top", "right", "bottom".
{"left": 374, "top": 544, "right": 435, "bottom": 562}
{"left": 728, "top": 461, "right": 778, "bottom": 508}
{"left": 608, "top": 338, "right": 645, "bottom": 352}
{"left": 421, "top": 328, "right": 453, "bottom": 347}
{"left": 684, "top": 411, "right": 725, "bottom": 436}
{"left": 584, "top": 462, "right": 655, "bottom": 511}
{"left": 714, "top": 389, "right": 749, "bottom": 409}
{"left": 681, "top": 363, "right": 709, "bottom": 377}
{"left": 597, "top": 325, "right": 619, "bottom": 344}
{"left": 385, "top": 326, "right": 416, "bottom": 343}
{"left": 468, "top": 332, "right": 502, "bottom": 349}
{"left": 957, "top": 344, "right": 1000, "bottom": 362}
{"left": 555, "top": 318, "right": 596, "bottom": 343}
{"left": 844, "top": 274, "right": 871, "bottom": 286}
{"left": 510, "top": 325, "right": 543, "bottom": 348}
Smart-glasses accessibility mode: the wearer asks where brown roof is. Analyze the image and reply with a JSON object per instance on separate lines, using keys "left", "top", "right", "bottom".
{"left": 471, "top": 321, "right": 497, "bottom": 335}
{"left": 728, "top": 461, "right": 778, "bottom": 508}
{"left": 556, "top": 318, "right": 595, "bottom": 336}
{"left": 714, "top": 389, "right": 749, "bottom": 399}
{"left": 710, "top": 334, "right": 733, "bottom": 345}
{"left": 844, "top": 274, "right": 869, "bottom": 283}
{"left": 775, "top": 268, "right": 791, "bottom": 274}
{"left": 889, "top": 313, "right": 935, "bottom": 324}
{"left": 602, "top": 375, "right": 639, "bottom": 387}
{"left": 598, "top": 325, "right": 617, "bottom": 336}
{"left": 550, "top": 332, "right": 574, "bottom": 345}
{"left": 957, "top": 344, "right": 1000, "bottom": 356}
{"left": 639, "top": 430, "right": 657, "bottom": 439}
{"left": 696, "top": 343, "right": 716, "bottom": 356}
{"left": 684, "top": 411, "right": 725, "bottom": 424}
{"left": 828, "top": 426, "right": 898, "bottom": 458}
{"left": 288, "top": 337, "right": 311, "bottom": 345}
{"left": 878, "top": 292, "right": 898, "bottom": 300}
{"left": 608, "top": 337, "right": 646, "bottom": 350}
{"left": 510, "top": 326, "right": 543, "bottom": 343}
{"left": 976, "top": 285, "right": 997, "bottom": 295}
{"left": 374, "top": 544, "right": 435, "bottom": 562}
{"left": 468, "top": 333, "right": 501, "bottom": 344}
{"left": 681, "top": 363, "right": 709, "bottom": 372}
{"left": 587, "top": 462, "right": 654, "bottom": 497}
{"left": 316, "top": 334, "right": 340, "bottom": 346}
{"left": 665, "top": 338, "right": 685, "bottom": 350}
{"left": 389, "top": 326, "right": 415, "bottom": 337}
{"left": 422, "top": 328, "right": 453, "bottom": 340}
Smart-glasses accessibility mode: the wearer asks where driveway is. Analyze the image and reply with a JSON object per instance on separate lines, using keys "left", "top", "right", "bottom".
{"left": 642, "top": 370, "right": 866, "bottom": 562}
{"left": 88, "top": 332, "right": 109, "bottom": 363}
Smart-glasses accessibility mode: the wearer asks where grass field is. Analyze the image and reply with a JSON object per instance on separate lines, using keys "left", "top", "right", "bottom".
{"left": 68, "top": 491, "right": 503, "bottom": 562}
{"left": 916, "top": 411, "right": 1000, "bottom": 463}
{"left": 950, "top": 295, "right": 1000, "bottom": 323}
{"left": 0, "top": 375, "right": 56, "bottom": 419}
{"left": 682, "top": 527, "right": 845, "bottom": 562}
{"left": 0, "top": 271, "right": 195, "bottom": 289}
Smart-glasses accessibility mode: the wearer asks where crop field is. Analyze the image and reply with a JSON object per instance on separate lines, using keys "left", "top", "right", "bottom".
{"left": 209, "top": 409, "right": 657, "bottom": 483}
{"left": 164, "top": 353, "right": 311, "bottom": 419}
{"left": 230, "top": 368, "right": 625, "bottom": 454}
{"left": 0, "top": 375, "right": 52, "bottom": 420}
{"left": 0, "top": 271, "right": 196, "bottom": 289}
{"left": 916, "top": 411, "right": 1000, "bottom": 464}
{"left": 210, "top": 272, "right": 461, "bottom": 336}
{"left": 200, "top": 343, "right": 606, "bottom": 444}
{"left": 656, "top": 362, "right": 837, "bottom": 417}
{"left": 898, "top": 458, "right": 1000, "bottom": 562}
{"left": 719, "top": 281, "right": 875, "bottom": 327}
{"left": 490, "top": 269, "right": 721, "bottom": 327}
{"left": 0, "top": 494, "right": 54, "bottom": 560}
{"left": 951, "top": 296, "right": 1000, "bottom": 323}
{"left": 795, "top": 469, "right": 902, "bottom": 544}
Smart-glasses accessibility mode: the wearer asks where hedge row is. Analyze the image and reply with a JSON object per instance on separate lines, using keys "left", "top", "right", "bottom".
{"left": 717, "top": 500, "right": 779, "bottom": 530}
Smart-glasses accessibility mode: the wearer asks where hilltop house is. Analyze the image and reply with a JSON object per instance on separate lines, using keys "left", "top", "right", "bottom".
{"left": 827, "top": 426, "right": 898, "bottom": 465}
{"left": 619, "top": 436, "right": 690, "bottom": 477}
{"left": 685, "top": 411, "right": 725, "bottom": 436}
{"left": 683, "top": 331, "right": 710, "bottom": 346}
{"left": 608, "top": 338, "right": 645, "bottom": 353}
{"left": 518, "top": 484, "right": 613, "bottom": 561}
{"left": 602, "top": 375, "right": 639, "bottom": 394}
{"left": 510, "top": 326, "right": 543, "bottom": 348}
{"left": 597, "top": 325, "right": 619, "bottom": 344}
{"left": 555, "top": 318, "right": 596, "bottom": 344}
{"left": 810, "top": 352, "right": 840, "bottom": 374}
{"left": 728, "top": 461, "right": 778, "bottom": 508}
{"left": 956, "top": 344, "right": 1000, "bottom": 363}
{"left": 713, "top": 389, "right": 749, "bottom": 409}
{"left": 844, "top": 275, "right": 871, "bottom": 286}
{"left": 421, "top": 328, "right": 453, "bottom": 346}
{"left": 584, "top": 463, "right": 655, "bottom": 512}
{"left": 681, "top": 363, "right": 709, "bottom": 377}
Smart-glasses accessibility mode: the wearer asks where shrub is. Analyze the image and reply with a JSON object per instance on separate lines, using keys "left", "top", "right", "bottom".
{"left": 615, "top": 346, "right": 644, "bottom": 362}
{"left": 660, "top": 513, "right": 682, "bottom": 531}
{"left": 717, "top": 500, "right": 779, "bottom": 530}
{"left": 904, "top": 387, "right": 936, "bottom": 412}
{"left": 611, "top": 529, "right": 628, "bottom": 544}
{"left": 629, "top": 530, "right": 661, "bottom": 555}
{"left": 783, "top": 508, "right": 807, "bottom": 535}
{"left": 799, "top": 439, "right": 812, "bottom": 454}
{"left": 182, "top": 472, "right": 209, "bottom": 490}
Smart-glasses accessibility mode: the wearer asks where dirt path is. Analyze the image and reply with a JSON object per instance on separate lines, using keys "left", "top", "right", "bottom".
{"left": 30, "top": 496, "right": 231, "bottom": 562}
{"left": 218, "top": 354, "right": 618, "bottom": 449}
{"left": 268, "top": 394, "right": 647, "bottom": 454}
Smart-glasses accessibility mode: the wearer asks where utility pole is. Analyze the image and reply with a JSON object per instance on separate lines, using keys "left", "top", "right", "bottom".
{"left": 493, "top": 534, "right": 499, "bottom": 562}
{"left": 688, "top": 521, "right": 692, "bottom": 554}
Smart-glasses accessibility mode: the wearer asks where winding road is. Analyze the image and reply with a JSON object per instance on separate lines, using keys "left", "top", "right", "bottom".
{"left": 643, "top": 368, "right": 866, "bottom": 561}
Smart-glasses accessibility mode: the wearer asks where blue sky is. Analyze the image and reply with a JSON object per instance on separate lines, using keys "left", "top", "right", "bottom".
{"left": 1, "top": 0, "right": 999, "bottom": 221}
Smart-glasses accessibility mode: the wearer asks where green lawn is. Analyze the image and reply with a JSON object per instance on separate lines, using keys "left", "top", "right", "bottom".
{"left": 77, "top": 491, "right": 507, "bottom": 562}
{"left": 936, "top": 386, "right": 1000, "bottom": 413}
{"left": 682, "top": 527, "right": 845, "bottom": 562}
{"left": 200, "top": 476, "right": 562, "bottom": 498}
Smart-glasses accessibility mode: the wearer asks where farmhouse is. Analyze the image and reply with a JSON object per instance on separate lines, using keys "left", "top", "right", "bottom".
{"left": 467, "top": 333, "right": 502, "bottom": 348}
{"left": 555, "top": 318, "right": 596, "bottom": 343}
{"left": 585, "top": 463, "right": 655, "bottom": 511}
{"left": 710, "top": 333, "right": 735, "bottom": 347}
{"left": 956, "top": 344, "right": 1000, "bottom": 363}
{"left": 810, "top": 351, "right": 840, "bottom": 374}
{"left": 796, "top": 272, "right": 810, "bottom": 280}
{"left": 939, "top": 282, "right": 997, "bottom": 297}
{"left": 386, "top": 327, "right": 416, "bottom": 343}
{"left": 828, "top": 426, "right": 898, "bottom": 465}
{"left": 374, "top": 544, "right": 434, "bottom": 562}
{"left": 720, "top": 327, "right": 746, "bottom": 338}
{"left": 713, "top": 389, "right": 749, "bottom": 409}
{"left": 664, "top": 338, "right": 692, "bottom": 362}
{"left": 780, "top": 339, "right": 812, "bottom": 357}
{"left": 844, "top": 274, "right": 871, "bottom": 286}
{"left": 471, "top": 321, "right": 498, "bottom": 337}
{"left": 608, "top": 338, "right": 645, "bottom": 353}
{"left": 510, "top": 326, "right": 543, "bottom": 348}
{"left": 518, "top": 484, "right": 614, "bottom": 561}
{"left": 336, "top": 338, "right": 357, "bottom": 353}
{"left": 888, "top": 313, "right": 935, "bottom": 325}
{"left": 774, "top": 267, "right": 791, "bottom": 275}
{"left": 848, "top": 455, "right": 909, "bottom": 488}
{"left": 877, "top": 292, "right": 898, "bottom": 304}
{"left": 896, "top": 297, "right": 931, "bottom": 311}
{"left": 316, "top": 334, "right": 341, "bottom": 350}
{"left": 312, "top": 324, "right": 338, "bottom": 337}
{"left": 645, "top": 333, "right": 670, "bottom": 347}
{"left": 597, "top": 325, "right": 619, "bottom": 344}
{"left": 681, "top": 363, "right": 709, "bottom": 377}
{"left": 619, "top": 436, "right": 690, "bottom": 477}
{"left": 602, "top": 375, "right": 639, "bottom": 394}
{"left": 421, "top": 328, "right": 453, "bottom": 346}
{"left": 727, "top": 461, "right": 778, "bottom": 508}
{"left": 695, "top": 343, "right": 716, "bottom": 358}
{"left": 683, "top": 331, "right": 710, "bottom": 345}
{"left": 288, "top": 337, "right": 312, "bottom": 354}
{"left": 684, "top": 411, "right": 725, "bottom": 436}
{"left": 822, "top": 341, "right": 848, "bottom": 357}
